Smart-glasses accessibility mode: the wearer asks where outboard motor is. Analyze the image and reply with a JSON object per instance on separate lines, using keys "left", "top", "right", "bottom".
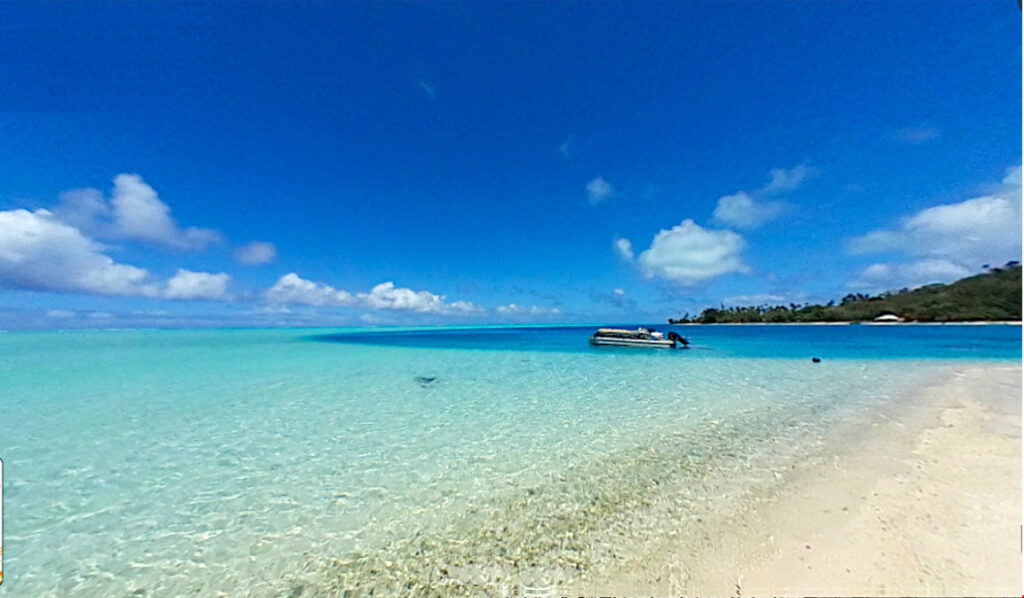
{"left": 667, "top": 331, "right": 689, "bottom": 348}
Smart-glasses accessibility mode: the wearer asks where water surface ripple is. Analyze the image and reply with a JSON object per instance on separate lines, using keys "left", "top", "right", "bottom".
{"left": 0, "top": 325, "right": 1018, "bottom": 596}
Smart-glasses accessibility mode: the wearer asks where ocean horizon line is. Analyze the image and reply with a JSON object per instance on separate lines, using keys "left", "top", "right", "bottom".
{"left": 3, "top": 319, "right": 1022, "bottom": 335}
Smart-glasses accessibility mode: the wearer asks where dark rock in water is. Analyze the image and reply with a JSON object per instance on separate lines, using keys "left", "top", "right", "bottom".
{"left": 812, "top": 357, "right": 821, "bottom": 363}
{"left": 414, "top": 376, "right": 438, "bottom": 387}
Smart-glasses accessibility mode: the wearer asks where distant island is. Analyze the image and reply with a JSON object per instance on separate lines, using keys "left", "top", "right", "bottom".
{"left": 669, "top": 263, "right": 1022, "bottom": 324}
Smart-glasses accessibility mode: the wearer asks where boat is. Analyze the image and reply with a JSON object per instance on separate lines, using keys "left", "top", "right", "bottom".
{"left": 588, "top": 327, "right": 689, "bottom": 348}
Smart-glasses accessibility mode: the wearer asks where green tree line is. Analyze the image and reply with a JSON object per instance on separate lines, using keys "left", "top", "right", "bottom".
{"left": 669, "top": 263, "right": 1022, "bottom": 324}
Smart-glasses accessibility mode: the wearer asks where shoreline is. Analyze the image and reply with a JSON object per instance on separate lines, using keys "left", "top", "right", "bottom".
{"left": 595, "top": 364, "right": 1022, "bottom": 596}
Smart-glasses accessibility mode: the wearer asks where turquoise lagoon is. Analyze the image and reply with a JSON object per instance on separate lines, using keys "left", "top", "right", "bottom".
{"left": 0, "top": 324, "right": 1019, "bottom": 596}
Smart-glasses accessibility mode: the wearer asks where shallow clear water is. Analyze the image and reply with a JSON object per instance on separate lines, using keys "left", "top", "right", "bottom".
{"left": 0, "top": 325, "right": 1019, "bottom": 596}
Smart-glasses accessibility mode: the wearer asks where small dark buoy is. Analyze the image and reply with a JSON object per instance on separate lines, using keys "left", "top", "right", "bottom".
{"left": 811, "top": 357, "right": 821, "bottom": 363}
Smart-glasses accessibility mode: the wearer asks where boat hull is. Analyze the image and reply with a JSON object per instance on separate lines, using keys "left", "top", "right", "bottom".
{"left": 588, "top": 336, "right": 676, "bottom": 348}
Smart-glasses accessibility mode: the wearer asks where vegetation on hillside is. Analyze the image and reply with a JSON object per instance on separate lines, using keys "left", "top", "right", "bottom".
{"left": 669, "top": 263, "right": 1022, "bottom": 324}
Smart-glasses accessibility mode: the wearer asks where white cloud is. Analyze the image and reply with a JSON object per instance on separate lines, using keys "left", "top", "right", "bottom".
{"left": 359, "top": 282, "right": 483, "bottom": 314}
{"left": 850, "top": 259, "right": 973, "bottom": 291}
{"left": 892, "top": 125, "right": 940, "bottom": 145}
{"left": 712, "top": 191, "right": 784, "bottom": 229}
{"left": 265, "top": 273, "right": 355, "bottom": 306}
{"left": 845, "top": 164, "right": 1021, "bottom": 290}
{"left": 52, "top": 187, "right": 110, "bottom": 234}
{"left": 763, "top": 163, "right": 812, "bottom": 194}
{"left": 496, "top": 303, "right": 562, "bottom": 316}
{"left": 46, "top": 309, "right": 75, "bottom": 319}
{"left": 445, "top": 300, "right": 484, "bottom": 314}
{"left": 110, "top": 174, "right": 221, "bottom": 250}
{"left": 846, "top": 230, "right": 901, "bottom": 253}
{"left": 234, "top": 241, "right": 277, "bottom": 265}
{"left": 847, "top": 164, "right": 1022, "bottom": 270}
{"left": 264, "top": 273, "right": 483, "bottom": 314}
{"left": 0, "top": 208, "right": 158, "bottom": 296}
{"left": 164, "top": 269, "right": 231, "bottom": 300}
{"left": 586, "top": 176, "right": 615, "bottom": 204}
{"left": 1006, "top": 164, "right": 1021, "bottom": 186}
{"left": 636, "top": 219, "right": 749, "bottom": 285}
{"left": 361, "top": 281, "right": 463, "bottom": 313}
{"left": 614, "top": 238, "right": 634, "bottom": 260}
{"left": 710, "top": 164, "right": 808, "bottom": 229}
{"left": 0, "top": 208, "right": 232, "bottom": 300}
{"left": 53, "top": 174, "right": 221, "bottom": 250}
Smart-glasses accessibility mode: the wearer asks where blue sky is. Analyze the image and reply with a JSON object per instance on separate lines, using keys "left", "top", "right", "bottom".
{"left": 0, "top": 1, "right": 1020, "bottom": 329}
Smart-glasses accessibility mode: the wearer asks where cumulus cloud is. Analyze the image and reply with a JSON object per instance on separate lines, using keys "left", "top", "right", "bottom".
{"left": 264, "top": 273, "right": 483, "bottom": 314}
{"left": 636, "top": 219, "right": 749, "bottom": 285}
{"left": 51, "top": 187, "right": 110, "bottom": 233}
{"left": 586, "top": 176, "right": 615, "bottom": 204}
{"left": 361, "top": 281, "right": 478, "bottom": 313}
{"left": 110, "top": 174, "right": 221, "bottom": 250}
{"left": 0, "top": 208, "right": 230, "bottom": 299}
{"left": 712, "top": 191, "right": 784, "bottom": 229}
{"left": 234, "top": 241, "right": 277, "bottom": 265}
{"left": 164, "top": 269, "right": 232, "bottom": 300}
{"left": 614, "top": 238, "right": 634, "bottom": 260}
{"left": 0, "top": 208, "right": 158, "bottom": 296}
{"left": 712, "top": 163, "right": 809, "bottom": 229}
{"left": 362, "top": 283, "right": 482, "bottom": 314}
{"left": 52, "top": 174, "right": 221, "bottom": 250}
{"left": 265, "top": 273, "right": 355, "bottom": 306}
{"left": 846, "top": 164, "right": 1022, "bottom": 284}
{"left": 849, "top": 259, "right": 973, "bottom": 291}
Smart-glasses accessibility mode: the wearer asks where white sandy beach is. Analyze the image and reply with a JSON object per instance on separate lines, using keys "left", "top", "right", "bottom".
{"left": 734, "top": 366, "right": 1021, "bottom": 596}
{"left": 593, "top": 365, "right": 1022, "bottom": 597}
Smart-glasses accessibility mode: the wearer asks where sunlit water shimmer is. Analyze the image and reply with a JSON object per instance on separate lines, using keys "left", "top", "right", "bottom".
{"left": 1, "top": 325, "right": 1019, "bottom": 596}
